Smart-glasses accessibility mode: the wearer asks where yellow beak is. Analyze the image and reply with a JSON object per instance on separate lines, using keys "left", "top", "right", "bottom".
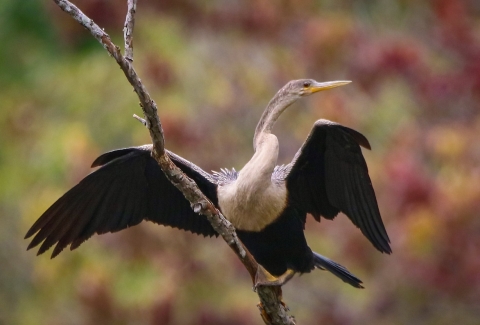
{"left": 310, "top": 80, "right": 351, "bottom": 93}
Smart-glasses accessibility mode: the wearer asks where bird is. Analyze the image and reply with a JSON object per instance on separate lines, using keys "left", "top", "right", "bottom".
{"left": 25, "top": 79, "right": 391, "bottom": 289}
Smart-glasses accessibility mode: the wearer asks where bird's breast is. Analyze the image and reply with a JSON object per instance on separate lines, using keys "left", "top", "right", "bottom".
{"left": 217, "top": 180, "right": 288, "bottom": 232}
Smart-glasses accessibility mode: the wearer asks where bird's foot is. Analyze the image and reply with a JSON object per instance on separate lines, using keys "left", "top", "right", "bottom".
{"left": 254, "top": 265, "right": 295, "bottom": 290}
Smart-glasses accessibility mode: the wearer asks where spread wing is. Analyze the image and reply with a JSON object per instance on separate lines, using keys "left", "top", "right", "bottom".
{"left": 285, "top": 119, "right": 391, "bottom": 253}
{"left": 25, "top": 145, "right": 219, "bottom": 258}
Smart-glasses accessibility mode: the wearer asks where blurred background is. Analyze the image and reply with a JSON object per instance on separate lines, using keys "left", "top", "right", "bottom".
{"left": 1, "top": 0, "right": 480, "bottom": 324}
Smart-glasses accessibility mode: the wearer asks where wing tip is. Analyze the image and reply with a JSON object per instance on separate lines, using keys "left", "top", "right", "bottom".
{"left": 51, "top": 246, "right": 63, "bottom": 259}
{"left": 316, "top": 119, "right": 372, "bottom": 150}
{"left": 383, "top": 245, "right": 393, "bottom": 255}
{"left": 26, "top": 241, "right": 37, "bottom": 251}
{"left": 90, "top": 160, "right": 102, "bottom": 168}
{"left": 346, "top": 127, "right": 371, "bottom": 150}
{"left": 377, "top": 240, "right": 392, "bottom": 254}
{"left": 362, "top": 140, "right": 372, "bottom": 150}
{"left": 25, "top": 220, "right": 45, "bottom": 239}
{"left": 36, "top": 246, "right": 48, "bottom": 256}
{"left": 90, "top": 154, "right": 109, "bottom": 168}
{"left": 24, "top": 229, "right": 36, "bottom": 240}
{"left": 91, "top": 153, "right": 109, "bottom": 168}
{"left": 26, "top": 234, "right": 45, "bottom": 251}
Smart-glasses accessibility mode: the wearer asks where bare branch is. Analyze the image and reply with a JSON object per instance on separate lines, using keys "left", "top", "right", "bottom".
{"left": 53, "top": 0, "right": 165, "bottom": 153}
{"left": 133, "top": 113, "right": 147, "bottom": 127}
{"left": 123, "top": 0, "right": 137, "bottom": 61}
{"left": 258, "top": 287, "right": 296, "bottom": 325}
{"left": 52, "top": 1, "right": 296, "bottom": 324}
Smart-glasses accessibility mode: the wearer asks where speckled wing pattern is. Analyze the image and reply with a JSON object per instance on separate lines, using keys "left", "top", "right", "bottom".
{"left": 283, "top": 119, "right": 391, "bottom": 253}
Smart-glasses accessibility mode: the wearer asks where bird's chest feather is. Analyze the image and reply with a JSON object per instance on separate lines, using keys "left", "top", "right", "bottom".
{"left": 217, "top": 177, "right": 287, "bottom": 232}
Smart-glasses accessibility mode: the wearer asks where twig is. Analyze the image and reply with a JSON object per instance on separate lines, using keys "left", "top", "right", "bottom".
{"left": 123, "top": 0, "right": 137, "bottom": 61}
{"left": 53, "top": 0, "right": 164, "bottom": 156}
{"left": 52, "top": 1, "right": 296, "bottom": 324}
{"left": 133, "top": 113, "right": 147, "bottom": 127}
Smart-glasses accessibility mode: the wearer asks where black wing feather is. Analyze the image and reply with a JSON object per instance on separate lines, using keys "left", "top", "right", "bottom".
{"left": 26, "top": 146, "right": 219, "bottom": 257}
{"left": 51, "top": 179, "right": 113, "bottom": 257}
{"left": 285, "top": 119, "right": 391, "bottom": 254}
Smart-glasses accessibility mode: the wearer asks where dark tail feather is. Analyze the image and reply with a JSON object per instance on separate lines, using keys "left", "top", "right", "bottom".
{"left": 313, "top": 252, "right": 364, "bottom": 289}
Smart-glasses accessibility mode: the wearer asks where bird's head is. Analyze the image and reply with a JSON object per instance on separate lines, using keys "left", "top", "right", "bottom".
{"left": 255, "top": 78, "right": 351, "bottom": 149}
{"left": 285, "top": 79, "right": 351, "bottom": 98}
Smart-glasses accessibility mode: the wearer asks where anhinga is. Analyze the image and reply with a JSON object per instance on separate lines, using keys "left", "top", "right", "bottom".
{"left": 26, "top": 79, "right": 391, "bottom": 288}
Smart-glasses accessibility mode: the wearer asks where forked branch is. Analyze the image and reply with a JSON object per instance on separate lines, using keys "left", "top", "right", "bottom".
{"left": 51, "top": 1, "right": 296, "bottom": 324}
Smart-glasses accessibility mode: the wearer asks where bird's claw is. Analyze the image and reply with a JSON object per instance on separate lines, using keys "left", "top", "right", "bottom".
{"left": 254, "top": 265, "right": 295, "bottom": 289}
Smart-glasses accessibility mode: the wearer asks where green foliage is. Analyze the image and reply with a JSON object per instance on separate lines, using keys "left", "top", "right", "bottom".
{"left": 0, "top": 0, "right": 58, "bottom": 84}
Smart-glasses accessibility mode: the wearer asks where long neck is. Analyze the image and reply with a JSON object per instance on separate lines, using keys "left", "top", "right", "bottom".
{"left": 253, "top": 88, "right": 296, "bottom": 151}
{"left": 238, "top": 133, "right": 279, "bottom": 190}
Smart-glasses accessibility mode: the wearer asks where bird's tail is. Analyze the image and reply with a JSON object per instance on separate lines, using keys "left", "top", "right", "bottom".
{"left": 312, "top": 252, "right": 364, "bottom": 288}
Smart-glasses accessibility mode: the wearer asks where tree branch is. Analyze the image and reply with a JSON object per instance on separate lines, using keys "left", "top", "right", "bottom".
{"left": 52, "top": 1, "right": 296, "bottom": 324}
{"left": 123, "top": 0, "right": 136, "bottom": 62}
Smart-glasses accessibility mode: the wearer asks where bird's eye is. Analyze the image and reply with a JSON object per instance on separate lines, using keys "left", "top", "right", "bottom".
{"left": 303, "top": 81, "right": 311, "bottom": 88}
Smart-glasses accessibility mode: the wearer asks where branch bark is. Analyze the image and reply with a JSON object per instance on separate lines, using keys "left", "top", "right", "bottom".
{"left": 123, "top": 0, "right": 136, "bottom": 62}
{"left": 52, "top": 1, "right": 296, "bottom": 324}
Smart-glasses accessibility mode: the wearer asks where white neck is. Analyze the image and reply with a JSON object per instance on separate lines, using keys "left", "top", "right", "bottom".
{"left": 239, "top": 133, "right": 279, "bottom": 189}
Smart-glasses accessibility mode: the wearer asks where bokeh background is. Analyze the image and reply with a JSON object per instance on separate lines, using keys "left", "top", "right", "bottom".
{"left": 2, "top": 0, "right": 480, "bottom": 324}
